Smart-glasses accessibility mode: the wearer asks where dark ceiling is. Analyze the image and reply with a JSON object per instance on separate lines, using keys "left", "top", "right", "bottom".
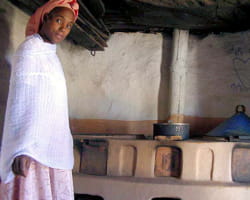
{"left": 8, "top": 0, "right": 250, "bottom": 51}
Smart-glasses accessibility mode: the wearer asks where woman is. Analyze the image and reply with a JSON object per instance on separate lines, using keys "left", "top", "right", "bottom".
{"left": 0, "top": 0, "right": 79, "bottom": 199}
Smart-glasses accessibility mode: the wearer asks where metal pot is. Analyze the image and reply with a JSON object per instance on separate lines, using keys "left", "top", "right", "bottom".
{"left": 153, "top": 122, "right": 190, "bottom": 140}
{"left": 207, "top": 105, "right": 250, "bottom": 137}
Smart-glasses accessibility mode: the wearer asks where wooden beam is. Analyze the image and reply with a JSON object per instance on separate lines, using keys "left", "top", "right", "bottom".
{"left": 68, "top": 26, "right": 104, "bottom": 51}
{"left": 78, "top": 16, "right": 109, "bottom": 40}
{"left": 78, "top": 0, "right": 103, "bottom": 29}
{"left": 74, "top": 23, "right": 106, "bottom": 50}
{"left": 83, "top": 0, "right": 105, "bottom": 18}
{"left": 130, "top": 0, "right": 241, "bottom": 9}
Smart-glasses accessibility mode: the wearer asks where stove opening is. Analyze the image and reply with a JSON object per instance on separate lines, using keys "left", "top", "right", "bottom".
{"left": 152, "top": 198, "right": 181, "bottom": 200}
{"left": 75, "top": 194, "right": 104, "bottom": 200}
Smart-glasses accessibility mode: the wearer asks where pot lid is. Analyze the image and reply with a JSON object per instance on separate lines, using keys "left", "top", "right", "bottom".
{"left": 207, "top": 105, "right": 250, "bottom": 137}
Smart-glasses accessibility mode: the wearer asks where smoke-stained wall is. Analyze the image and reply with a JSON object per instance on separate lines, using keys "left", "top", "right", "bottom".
{"left": 0, "top": 1, "right": 15, "bottom": 142}
{"left": 184, "top": 32, "right": 250, "bottom": 135}
{"left": 185, "top": 32, "right": 250, "bottom": 118}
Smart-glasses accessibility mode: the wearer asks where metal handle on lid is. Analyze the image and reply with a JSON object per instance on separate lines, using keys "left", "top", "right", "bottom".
{"left": 236, "top": 105, "right": 246, "bottom": 113}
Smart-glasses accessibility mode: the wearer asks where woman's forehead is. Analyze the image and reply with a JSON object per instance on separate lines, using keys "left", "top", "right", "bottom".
{"left": 49, "top": 7, "right": 75, "bottom": 21}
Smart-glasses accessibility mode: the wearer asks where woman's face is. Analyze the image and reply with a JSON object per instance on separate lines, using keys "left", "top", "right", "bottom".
{"left": 39, "top": 7, "right": 75, "bottom": 44}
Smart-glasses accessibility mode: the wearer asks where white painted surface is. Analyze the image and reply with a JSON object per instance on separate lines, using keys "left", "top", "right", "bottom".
{"left": 74, "top": 139, "right": 250, "bottom": 200}
{"left": 185, "top": 31, "right": 250, "bottom": 118}
{"left": 58, "top": 33, "right": 165, "bottom": 120}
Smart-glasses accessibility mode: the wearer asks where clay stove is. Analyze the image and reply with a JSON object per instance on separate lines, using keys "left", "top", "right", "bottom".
{"left": 72, "top": 135, "right": 250, "bottom": 200}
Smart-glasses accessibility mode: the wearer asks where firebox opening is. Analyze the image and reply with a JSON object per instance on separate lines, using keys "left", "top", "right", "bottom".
{"left": 75, "top": 194, "right": 104, "bottom": 200}
{"left": 152, "top": 198, "right": 181, "bottom": 200}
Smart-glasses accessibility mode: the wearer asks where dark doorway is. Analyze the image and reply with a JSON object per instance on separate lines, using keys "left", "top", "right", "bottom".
{"left": 152, "top": 198, "right": 181, "bottom": 200}
{"left": 75, "top": 194, "right": 104, "bottom": 200}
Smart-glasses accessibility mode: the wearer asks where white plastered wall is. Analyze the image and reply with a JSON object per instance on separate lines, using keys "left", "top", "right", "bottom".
{"left": 58, "top": 33, "right": 169, "bottom": 121}
{"left": 185, "top": 32, "right": 250, "bottom": 118}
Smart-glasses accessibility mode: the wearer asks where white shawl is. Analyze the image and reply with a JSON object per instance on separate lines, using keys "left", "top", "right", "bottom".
{"left": 0, "top": 34, "right": 73, "bottom": 183}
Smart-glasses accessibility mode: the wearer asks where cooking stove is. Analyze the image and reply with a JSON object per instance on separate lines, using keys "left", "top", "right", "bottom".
{"left": 73, "top": 134, "right": 250, "bottom": 200}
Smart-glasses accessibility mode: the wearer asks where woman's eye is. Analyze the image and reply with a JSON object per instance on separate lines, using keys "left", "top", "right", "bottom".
{"left": 56, "top": 18, "right": 62, "bottom": 24}
{"left": 66, "top": 24, "right": 73, "bottom": 29}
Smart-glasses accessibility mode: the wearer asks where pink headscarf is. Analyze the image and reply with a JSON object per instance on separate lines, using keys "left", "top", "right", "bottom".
{"left": 25, "top": 0, "right": 79, "bottom": 37}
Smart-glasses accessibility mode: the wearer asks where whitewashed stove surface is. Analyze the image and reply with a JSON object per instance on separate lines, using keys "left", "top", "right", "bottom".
{"left": 73, "top": 137, "right": 250, "bottom": 200}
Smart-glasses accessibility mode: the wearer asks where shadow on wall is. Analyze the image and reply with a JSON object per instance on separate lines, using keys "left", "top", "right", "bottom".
{"left": 0, "top": 6, "right": 11, "bottom": 143}
{"left": 185, "top": 34, "right": 235, "bottom": 136}
{"left": 157, "top": 33, "right": 172, "bottom": 121}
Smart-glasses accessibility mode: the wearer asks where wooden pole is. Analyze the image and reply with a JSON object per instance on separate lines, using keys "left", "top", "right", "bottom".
{"left": 169, "top": 29, "right": 189, "bottom": 123}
